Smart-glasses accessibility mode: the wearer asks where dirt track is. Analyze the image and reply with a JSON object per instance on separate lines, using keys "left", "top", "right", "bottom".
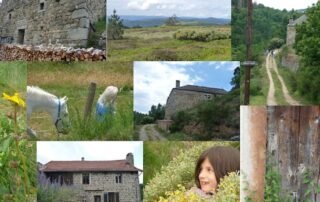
{"left": 139, "top": 124, "right": 167, "bottom": 141}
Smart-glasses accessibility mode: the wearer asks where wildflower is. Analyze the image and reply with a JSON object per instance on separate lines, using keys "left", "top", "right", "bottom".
{"left": 2, "top": 92, "right": 26, "bottom": 108}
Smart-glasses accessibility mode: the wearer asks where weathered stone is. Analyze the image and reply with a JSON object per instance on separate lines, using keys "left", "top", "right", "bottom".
{"left": 0, "top": 0, "right": 106, "bottom": 47}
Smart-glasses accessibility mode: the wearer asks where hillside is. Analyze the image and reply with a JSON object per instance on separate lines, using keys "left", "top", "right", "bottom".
{"left": 116, "top": 15, "right": 230, "bottom": 28}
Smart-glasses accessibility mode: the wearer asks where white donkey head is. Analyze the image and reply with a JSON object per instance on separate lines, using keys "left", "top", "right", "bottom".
{"left": 54, "top": 96, "right": 71, "bottom": 134}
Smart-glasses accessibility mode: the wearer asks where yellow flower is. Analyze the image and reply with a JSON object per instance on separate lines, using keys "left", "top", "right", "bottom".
{"left": 2, "top": 92, "right": 26, "bottom": 108}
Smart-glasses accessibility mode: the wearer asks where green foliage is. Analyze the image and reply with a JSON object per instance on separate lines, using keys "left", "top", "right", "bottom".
{"left": 232, "top": 4, "right": 302, "bottom": 61}
{"left": 295, "top": 2, "right": 320, "bottom": 66}
{"left": 173, "top": 30, "right": 230, "bottom": 42}
{"left": 264, "top": 163, "right": 282, "bottom": 202}
{"left": 296, "top": 67, "right": 320, "bottom": 103}
{"left": 231, "top": 67, "right": 240, "bottom": 90}
{"left": 108, "top": 9, "right": 124, "bottom": 40}
{"left": 148, "top": 104, "right": 165, "bottom": 121}
{"left": 165, "top": 14, "right": 179, "bottom": 26}
{"left": 169, "top": 111, "right": 192, "bottom": 133}
{"left": 87, "top": 17, "right": 106, "bottom": 48}
{"left": 144, "top": 142, "right": 238, "bottom": 201}
{"left": 148, "top": 49, "right": 179, "bottom": 61}
{"left": 302, "top": 168, "right": 320, "bottom": 201}
{"left": 268, "top": 38, "right": 284, "bottom": 50}
{"left": 0, "top": 116, "right": 36, "bottom": 201}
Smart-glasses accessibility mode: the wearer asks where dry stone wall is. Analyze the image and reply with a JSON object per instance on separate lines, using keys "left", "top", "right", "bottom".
{"left": 0, "top": 0, "right": 105, "bottom": 47}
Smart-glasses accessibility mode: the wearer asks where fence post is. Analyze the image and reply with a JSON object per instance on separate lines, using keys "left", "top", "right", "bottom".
{"left": 83, "top": 82, "right": 96, "bottom": 119}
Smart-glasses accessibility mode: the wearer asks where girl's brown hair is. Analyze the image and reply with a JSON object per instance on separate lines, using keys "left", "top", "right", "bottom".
{"left": 195, "top": 146, "right": 240, "bottom": 188}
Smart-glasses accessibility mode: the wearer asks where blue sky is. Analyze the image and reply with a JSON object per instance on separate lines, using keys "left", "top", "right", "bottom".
{"left": 37, "top": 141, "right": 144, "bottom": 183}
{"left": 107, "top": 0, "right": 231, "bottom": 19}
{"left": 134, "top": 61, "right": 239, "bottom": 114}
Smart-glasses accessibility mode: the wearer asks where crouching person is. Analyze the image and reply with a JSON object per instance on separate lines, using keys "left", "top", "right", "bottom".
{"left": 96, "top": 86, "right": 118, "bottom": 121}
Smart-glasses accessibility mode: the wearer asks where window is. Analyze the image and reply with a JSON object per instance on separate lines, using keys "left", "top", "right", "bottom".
{"left": 39, "top": 2, "right": 44, "bottom": 10}
{"left": 82, "top": 173, "right": 89, "bottom": 184}
{"left": 9, "top": 13, "right": 11, "bottom": 19}
{"left": 104, "top": 192, "right": 119, "bottom": 202}
{"left": 115, "top": 174, "right": 122, "bottom": 183}
{"left": 94, "top": 195, "right": 101, "bottom": 202}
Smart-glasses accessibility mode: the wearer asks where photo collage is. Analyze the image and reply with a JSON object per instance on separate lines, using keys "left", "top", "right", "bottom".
{"left": 0, "top": 0, "right": 319, "bottom": 201}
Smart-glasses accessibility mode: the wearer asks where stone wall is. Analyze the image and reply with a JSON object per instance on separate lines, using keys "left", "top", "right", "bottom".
{"left": 165, "top": 89, "right": 220, "bottom": 119}
{"left": 286, "top": 25, "right": 296, "bottom": 46}
{"left": 73, "top": 172, "right": 141, "bottom": 202}
{"left": 0, "top": 0, "right": 105, "bottom": 47}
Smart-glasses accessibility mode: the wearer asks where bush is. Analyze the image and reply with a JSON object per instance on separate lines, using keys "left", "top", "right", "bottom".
{"left": 144, "top": 142, "right": 239, "bottom": 201}
{"left": 173, "top": 30, "right": 230, "bottom": 42}
{"left": 169, "top": 111, "right": 192, "bottom": 132}
{"left": 37, "top": 172, "right": 82, "bottom": 202}
{"left": 147, "top": 49, "right": 179, "bottom": 61}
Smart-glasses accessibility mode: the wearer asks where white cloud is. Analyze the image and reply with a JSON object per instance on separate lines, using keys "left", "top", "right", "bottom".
{"left": 127, "top": 0, "right": 161, "bottom": 10}
{"left": 134, "top": 62, "right": 201, "bottom": 113}
{"left": 254, "top": 0, "right": 317, "bottom": 10}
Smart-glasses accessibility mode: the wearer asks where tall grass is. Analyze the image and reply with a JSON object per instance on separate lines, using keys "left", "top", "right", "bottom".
{"left": 108, "top": 25, "right": 231, "bottom": 61}
{"left": 28, "top": 61, "right": 133, "bottom": 140}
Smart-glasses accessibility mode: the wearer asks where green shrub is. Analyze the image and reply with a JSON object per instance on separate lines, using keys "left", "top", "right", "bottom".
{"left": 174, "top": 30, "right": 230, "bottom": 42}
{"left": 169, "top": 111, "right": 192, "bottom": 132}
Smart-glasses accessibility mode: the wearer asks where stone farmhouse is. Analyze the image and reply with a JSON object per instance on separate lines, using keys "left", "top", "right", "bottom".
{"left": 286, "top": 15, "right": 307, "bottom": 46}
{"left": 0, "top": 0, "right": 106, "bottom": 47}
{"left": 165, "top": 80, "right": 227, "bottom": 120}
{"left": 41, "top": 153, "right": 142, "bottom": 202}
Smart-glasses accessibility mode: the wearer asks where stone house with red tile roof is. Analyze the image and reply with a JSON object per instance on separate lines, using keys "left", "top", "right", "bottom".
{"left": 41, "top": 153, "right": 141, "bottom": 202}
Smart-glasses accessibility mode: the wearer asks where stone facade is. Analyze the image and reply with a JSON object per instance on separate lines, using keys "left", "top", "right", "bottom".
{"left": 286, "top": 15, "right": 307, "bottom": 46}
{"left": 72, "top": 172, "right": 140, "bottom": 202}
{"left": 42, "top": 153, "right": 141, "bottom": 202}
{"left": 0, "top": 0, "right": 106, "bottom": 47}
{"left": 164, "top": 81, "right": 227, "bottom": 120}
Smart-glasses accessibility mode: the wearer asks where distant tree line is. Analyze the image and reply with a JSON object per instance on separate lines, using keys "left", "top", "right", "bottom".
{"left": 134, "top": 104, "right": 165, "bottom": 125}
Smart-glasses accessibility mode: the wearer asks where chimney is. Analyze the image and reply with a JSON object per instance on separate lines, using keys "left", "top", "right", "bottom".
{"left": 176, "top": 80, "right": 180, "bottom": 88}
{"left": 81, "top": 157, "right": 85, "bottom": 161}
{"left": 126, "top": 153, "right": 134, "bottom": 165}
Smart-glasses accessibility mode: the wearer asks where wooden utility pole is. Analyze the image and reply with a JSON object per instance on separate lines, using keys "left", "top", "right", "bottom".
{"left": 84, "top": 82, "right": 96, "bottom": 119}
{"left": 243, "top": 0, "right": 255, "bottom": 105}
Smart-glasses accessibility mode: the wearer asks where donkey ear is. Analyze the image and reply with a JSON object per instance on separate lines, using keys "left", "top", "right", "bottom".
{"left": 62, "top": 96, "right": 68, "bottom": 102}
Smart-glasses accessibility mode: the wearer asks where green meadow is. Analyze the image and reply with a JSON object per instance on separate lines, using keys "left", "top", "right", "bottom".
{"left": 27, "top": 61, "right": 133, "bottom": 140}
{"left": 108, "top": 25, "right": 231, "bottom": 61}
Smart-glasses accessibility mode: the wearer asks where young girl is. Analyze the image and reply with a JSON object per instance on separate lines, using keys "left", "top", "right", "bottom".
{"left": 189, "top": 146, "right": 240, "bottom": 198}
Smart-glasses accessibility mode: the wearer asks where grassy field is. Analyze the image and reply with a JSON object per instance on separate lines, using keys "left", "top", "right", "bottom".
{"left": 108, "top": 25, "right": 231, "bottom": 61}
{"left": 27, "top": 61, "right": 133, "bottom": 140}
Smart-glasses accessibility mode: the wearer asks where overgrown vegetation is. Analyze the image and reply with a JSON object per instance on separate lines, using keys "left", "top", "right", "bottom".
{"left": 134, "top": 104, "right": 165, "bottom": 125}
{"left": 87, "top": 17, "right": 106, "bottom": 49}
{"left": 37, "top": 172, "right": 82, "bottom": 202}
{"left": 173, "top": 30, "right": 230, "bottom": 42}
{"left": 168, "top": 89, "right": 239, "bottom": 140}
{"left": 0, "top": 62, "right": 36, "bottom": 201}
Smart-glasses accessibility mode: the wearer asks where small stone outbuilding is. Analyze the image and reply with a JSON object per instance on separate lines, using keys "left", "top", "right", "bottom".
{"left": 41, "top": 153, "right": 142, "bottom": 202}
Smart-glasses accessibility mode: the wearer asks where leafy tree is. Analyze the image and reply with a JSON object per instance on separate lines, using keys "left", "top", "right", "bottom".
{"left": 107, "top": 9, "right": 124, "bottom": 40}
{"left": 148, "top": 104, "right": 165, "bottom": 121}
{"left": 295, "top": 2, "right": 320, "bottom": 66}
{"left": 165, "top": 14, "right": 179, "bottom": 26}
{"left": 268, "top": 37, "right": 284, "bottom": 50}
{"left": 231, "top": 67, "right": 240, "bottom": 90}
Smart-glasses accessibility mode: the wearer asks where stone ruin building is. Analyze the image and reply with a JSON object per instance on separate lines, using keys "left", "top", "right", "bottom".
{"left": 40, "top": 153, "right": 142, "bottom": 202}
{"left": 286, "top": 15, "right": 307, "bottom": 46}
{"left": 157, "top": 80, "right": 227, "bottom": 131}
{"left": 0, "top": 0, "right": 106, "bottom": 47}
{"left": 164, "top": 80, "right": 227, "bottom": 119}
